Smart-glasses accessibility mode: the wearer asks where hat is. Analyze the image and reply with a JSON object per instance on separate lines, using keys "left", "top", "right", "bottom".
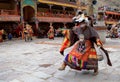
{"left": 26, "top": 24, "right": 31, "bottom": 27}
{"left": 72, "top": 14, "right": 89, "bottom": 23}
{"left": 26, "top": 24, "right": 32, "bottom": 29}
{"left": 76, "top": 10, "right": 83, "bottom": 16}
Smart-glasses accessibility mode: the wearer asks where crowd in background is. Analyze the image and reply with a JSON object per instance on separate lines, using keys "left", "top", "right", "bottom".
{"left": 0, "top": 23, "right": 34, "bottom": 42}
{"left": 106, "top": 23, "right": 120, "bottom": 38}
{"left": 1, "top": 21, "right": 120, "bottom": 43}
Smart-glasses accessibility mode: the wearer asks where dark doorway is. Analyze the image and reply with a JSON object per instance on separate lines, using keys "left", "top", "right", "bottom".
{"left": 23, "top": 6, "right": 35, "bottom": 22}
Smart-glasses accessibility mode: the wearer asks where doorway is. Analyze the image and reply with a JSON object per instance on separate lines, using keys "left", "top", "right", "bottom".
{"left": 23, "top": 6, "right": 35, "bottom": 22}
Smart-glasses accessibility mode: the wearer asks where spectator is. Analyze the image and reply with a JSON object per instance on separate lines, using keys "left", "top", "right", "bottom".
{"left": 8, "top": 33, "right": 13, "bottom": 40}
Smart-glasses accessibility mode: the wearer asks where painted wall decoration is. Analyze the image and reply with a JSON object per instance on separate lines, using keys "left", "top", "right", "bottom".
{"left": 22, "top": 0, "right": 35, "bottom": 9}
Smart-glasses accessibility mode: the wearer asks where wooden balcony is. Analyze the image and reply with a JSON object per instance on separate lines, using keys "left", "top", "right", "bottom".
{"left": 37, "top": 12, "right": 74, "bottom": 23}
{"left": 105, "top": 19, "right": 119, "bottom": 24}
{"left": 0, "top": 10, "right": 20, "bottom": 22}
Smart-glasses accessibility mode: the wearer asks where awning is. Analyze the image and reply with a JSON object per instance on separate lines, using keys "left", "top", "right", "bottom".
{"left": 38, "top": 0, "right": 77, "bottom": 8}
{"left": 105, "top": 11, "right": 120, "bottom": 16}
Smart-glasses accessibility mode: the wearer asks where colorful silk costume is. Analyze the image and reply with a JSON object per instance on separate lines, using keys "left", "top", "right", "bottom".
{"left": 47, "top": 26, "right": 54, "bottom": 39}
{"left": 60, "top": 25, "right": 112, "bottom": 71}
{"left": 64, "top": 39, "right": 102, "bottom": 70}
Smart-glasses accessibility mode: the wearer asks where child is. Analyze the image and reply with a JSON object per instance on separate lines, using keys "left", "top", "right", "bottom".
{"left": 8, "top": 33, "right": 13, "bottom": 40}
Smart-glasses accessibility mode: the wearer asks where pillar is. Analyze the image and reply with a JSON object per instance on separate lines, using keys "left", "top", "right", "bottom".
{"left": 50, "top": 22, "right": 53, "bottom": 27}
{"left": 14, "top": 0, "right": 19, "bottom": 15}
{"left": 34, "top": 0, "right": 39, "bottom": 36}
{"left": 87, "top": 0, "right": 94, "bottom": 16}
{"left": 34, "top": 0, "right": 38, "bottom": 29}
{"left": 76, "top": 0, "right": 81, "bottom": 10}
{"left": 20, "top": 0, "right": 24, "bottom": 26}
{"left": 20, "top": 0, "right": 25, "bottom": 39}
{"left": 63, "top": 6, "right": 66, "bottom": 14}
{"left": 63, "top": 23, "right": 66, "bottom": 28}
{"left": 49, "top": 5, "right": 53, "bottom": 12}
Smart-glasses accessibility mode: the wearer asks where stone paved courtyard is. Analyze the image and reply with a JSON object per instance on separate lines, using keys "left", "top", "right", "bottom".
{"left": 0, "top": 37, "right": 120, "bottom": 82}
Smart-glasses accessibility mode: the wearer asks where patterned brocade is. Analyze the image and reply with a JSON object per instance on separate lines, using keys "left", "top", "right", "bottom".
{"left": 88, "top": 48, "right": 97, "bottom": 59}
{"left": 64, "top": 40, "right": 98, "bottom": 70}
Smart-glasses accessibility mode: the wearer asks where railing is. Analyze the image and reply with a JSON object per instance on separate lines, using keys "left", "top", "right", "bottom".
{"left": 0, "top": 9, "right": 18, "bottom": 16}
{"left": 37, "top": 12, "right": 74, "bottom": 18}
{"left": 37, "top": 8, "right": 75, "bottom": 18}
{"left": 105, "top": 19, "right": 119, "bottom": 22}
{"left": 104, "top": 18, "right": 119, "bottom": 24}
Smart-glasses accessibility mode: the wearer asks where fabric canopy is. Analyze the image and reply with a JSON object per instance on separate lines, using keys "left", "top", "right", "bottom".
{"left": 105, "top": 11, "right": 120, "bottom": 16}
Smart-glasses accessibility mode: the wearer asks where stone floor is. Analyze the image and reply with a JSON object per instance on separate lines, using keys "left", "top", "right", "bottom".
{"left": 0, "top": 37, "right": 120, "bottom": 82}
